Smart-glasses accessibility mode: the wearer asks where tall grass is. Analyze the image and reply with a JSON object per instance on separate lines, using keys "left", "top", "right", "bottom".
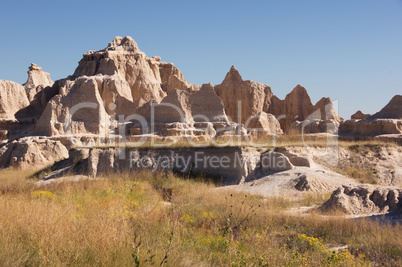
{"left": 0, "top": 169, "right": 400, "bottom": 266}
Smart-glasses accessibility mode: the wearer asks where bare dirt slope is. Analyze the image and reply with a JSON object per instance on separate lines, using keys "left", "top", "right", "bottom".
{"left": 338, "top": 145, "right": 402, "bottom": 186}
{"left": 287, "top": 145, "right": 402, "bottom": 187}
{"left": 222, "top": 143, "right": 401, "bottom": 197}
{"left": 221, "top": 164, "right": 359, "bottom": 198}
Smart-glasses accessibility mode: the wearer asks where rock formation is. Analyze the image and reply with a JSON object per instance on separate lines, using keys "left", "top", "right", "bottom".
{"left": 14, "top": 64, "right": 59, "bottom": 121}
{"left": 340, "top": 95, "right": 402, "bottom": 136}
{"left": 1, "top": 36, "right": 341, "bottom": 140}
{"left": 260, "top": 151, "right": 294, "bottom": 172}
{"left": 34, "top": 36, "right": 205, "bottom": 136}
{"left": 215, "top": 66, "right": 273, "bottom": 124}
{"left": 0, "top": 137, "right": 68, "bottom": 169}
{"left": 313, "top": 97, "right": 340, "bottom": 121}
{"left": 153, "top": 89, "right": 194, "bottom": 124}
{"left": 321, "top": 185, "right": 402, "bottom": 215}
{"left": 72, "top": 36, "right": 165, "bottom": 102}
{"left": 274, "top": 147, "right": 312, "bottom": 167}
{"left": 1, "top": 35, "right": 394, "bottom": 173}
{"left": 23, "top": 63, "right": 53, "bottom": 101}
{"left": 0, "top": 80, "right": 30, "bottom": 119}
{"left": 247, "top": 111, "right": 283, "bottom": 138}
{"left": 351, "top": 110, "right": 370, "bottom": 120}
{"left": 86, "top": 146, "right": 260, "bottom": 185}
{"left": 158, "top": 60, "right": 200, "bottom": 93}
{"left": 268, "top": 85, "right": 340, "bottom": 133}
{"left": 71, "top": 36, "right": 199, "bottom": 104}
{"left": 370, "top": 95, "right": 402, "bottom": 120}
{"left": 289, "top": 120, "right": 339, "bottom": 135}
{"left": 340, "top": 119, "right": 402, "bottom": 136}
{"left": 152, "top": 82, "right": 228, "bottom": 124}
{"left": 131, "top": 83, "right": 229, "bottom": 138}
{"left": 34, "top": 77, "right": 109, "bottom": 136}
{"left": 188, "top": 83, "right": 228, "bottom": 123}
{"left": 215, "top": 67, "right": 340, "bottom": 134}
{"left": 0, "top": 63, "right": 57, "bottom": 136}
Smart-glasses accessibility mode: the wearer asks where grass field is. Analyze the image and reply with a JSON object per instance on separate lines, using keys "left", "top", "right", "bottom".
{"left": 0, "top": 169, "right": 401, "bottom": 266}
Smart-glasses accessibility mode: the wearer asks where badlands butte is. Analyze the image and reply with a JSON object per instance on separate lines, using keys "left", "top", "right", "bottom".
{"left": 0, "top": 36, "right": 401, "bottom": 217}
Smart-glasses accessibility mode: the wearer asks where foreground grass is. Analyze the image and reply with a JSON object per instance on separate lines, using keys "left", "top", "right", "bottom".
{"left": 0, "top": 170, "right": 401, "bottom": 266}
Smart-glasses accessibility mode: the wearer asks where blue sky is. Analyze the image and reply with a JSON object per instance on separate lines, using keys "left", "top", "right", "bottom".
{"left": 1, "top": 0, "right": 401, "bottom": 118}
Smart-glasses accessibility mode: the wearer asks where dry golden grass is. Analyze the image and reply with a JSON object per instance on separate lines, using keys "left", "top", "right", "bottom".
{"left": 0, "top": 168, "right": 36, "bottom": 194}
{"left": 292, "top": 192, "right": 333, "bottom": 207}
{"left": 76, "top": 132, "right": 399, "bottom": 152}
{"left": 0, "top": 169, "right": 400, "bottom": 266}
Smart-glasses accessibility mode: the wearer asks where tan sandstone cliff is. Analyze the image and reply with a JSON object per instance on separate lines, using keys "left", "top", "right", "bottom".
{"left": 34, "top": 36, "right": 200, "bottom": 136}
{"left": 351, "top": 110, "right": 371, "bottom": 120}
{"left": 340, "top": 95, "right": 402, "bottom": 136}
{"left": 215, "top": 66, "right": 273, "bottom": 124}
{"left": 214, "top": 67, "right": 339, "bottom": 133}
{"left": 370, "top": 95, "right": 402, "bottom": 120}
{"left": 0, "top": 80, "right": 30, "bottom": 119}
{"left": 6, "top": 36, "right": 340, "bottom": 139}
{"left": 268, "top": 85, "right": 340, "bottom": 133}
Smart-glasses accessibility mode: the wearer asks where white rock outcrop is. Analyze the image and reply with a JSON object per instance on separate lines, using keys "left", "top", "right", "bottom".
{"left": 259, "top": 151, "right": 294, "bottom": 172}
{"left": 0, "top": 137, "right": 68, "bottom": 170}
{"left": 321, "top": 185, "right": 402, "bottom": 215}
{"left": 0, "top": 80, "right": 30, "bottom": 119}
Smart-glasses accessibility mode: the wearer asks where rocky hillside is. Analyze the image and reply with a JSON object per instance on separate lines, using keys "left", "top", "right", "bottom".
{"left": 0, "top": 36, "right": 341, "bottom": 137}
{"left": 0, "top": 36, "right": 400, "bottom": 171}
{"left": 340, "top": 95, "right": 402, "bottom": 136}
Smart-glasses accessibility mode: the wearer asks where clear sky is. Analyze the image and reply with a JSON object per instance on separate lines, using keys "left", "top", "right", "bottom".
{"left": 1, "top": 0, "right": 401, "bottom": 119}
